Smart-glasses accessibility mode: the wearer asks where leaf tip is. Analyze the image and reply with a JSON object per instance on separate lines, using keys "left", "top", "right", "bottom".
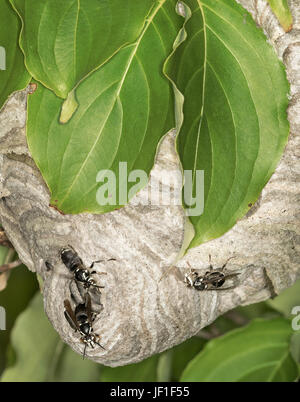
{"left": 59, "top": 90, "right": 78, "bottom": 124}
{"left": 284, "top": 22, "right": 293, "bottom": 33}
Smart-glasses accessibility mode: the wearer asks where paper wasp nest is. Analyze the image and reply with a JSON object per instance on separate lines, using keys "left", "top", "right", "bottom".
{"left": 0, "top": 0, "right": 299, "bottom": 366}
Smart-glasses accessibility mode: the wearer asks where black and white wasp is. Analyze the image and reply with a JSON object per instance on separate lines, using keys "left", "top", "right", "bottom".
{"left": 184, "top": 256, "right": 240, "bottom": 291}
{"left": 60, "top": 245, "right": 115, "bottom": 292}
{"left": 64, "top": 292, "right": 104, "bottom": 358}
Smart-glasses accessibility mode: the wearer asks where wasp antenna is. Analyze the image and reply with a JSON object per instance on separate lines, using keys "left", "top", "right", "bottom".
{"left": 90, "top": 260, "right": 104, "bottom": 269}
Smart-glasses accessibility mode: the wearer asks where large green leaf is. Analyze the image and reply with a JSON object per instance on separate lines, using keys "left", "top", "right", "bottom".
{"left": 266, "top": 0, "right": 293, "bottom": 32}
{"left": 10, "top": 0, "right": 154, "bottom": 121}
{"left": 1, "top": 293, "right": 100, "bottom": 382}
{"left": 26, "top": 0, "right": 182, "bottom": 214}
{"left": 180, "top": 318, "right": 299, "bottom": 382}
{"left": 166, "top": 0, "right": 289, "bottom": 249}
{"left": 0, "top": 0, "right": 30, "bottom": 110}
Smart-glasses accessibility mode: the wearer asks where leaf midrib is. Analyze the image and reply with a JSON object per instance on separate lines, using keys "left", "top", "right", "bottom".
{"left": 115, "top": 0, "right": 166, "bottom": 97}
{"left": 73, "top": 0, "right": 80, "bottom": 85}
{"left": 192, "top": 2, "right": 207, "bottom": 199}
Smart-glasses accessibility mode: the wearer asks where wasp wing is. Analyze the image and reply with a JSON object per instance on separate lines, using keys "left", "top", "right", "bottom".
{"left": 64, "top": 299, "right": 79, "bottom": 331}
{"left": 223, "top": 273, "right": 240, "bottom": 280}
{"left": 83, "top": 293, "right": 95, "bottom": 325}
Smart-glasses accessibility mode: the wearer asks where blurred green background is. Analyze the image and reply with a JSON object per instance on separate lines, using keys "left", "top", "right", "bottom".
{"left": 0, "top": 243, "right": 299, "bottom": 382}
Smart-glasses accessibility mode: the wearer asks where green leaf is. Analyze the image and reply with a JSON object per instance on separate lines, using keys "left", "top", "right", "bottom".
{"left": 0, "top": 0, "right": 30, "bottom": 110}
{"left": 100, "top": 355, "right": 159, "bottom": 382}
{"left": 165, "top": 0, "right": 289, "bottom": 249}
{"left": 26, "top": 0, "right": 182, "bottom": 214}
{"left": 1, "top": 293, "right": 100, "bottom": 382}
{"left": 51, "top": 347, "right": 100, "bottom": 382}
{"left": 0, "top": 245, "right": 10, "bottom": 266}
{"left": 0, "top": 265, "right": 37, "bottom": 375}
{"left": 157, "top": 350, "right": 173, "bottom": 382}
{"left": 290, "top": 332, "right": 300, "bottom": 367}
{"left": 267, "top": 279, "right": 300, "bottom": 317}
{"left": 0, "top": 247, "right": 15, "bottom": 292}
{"left": 171, "top": 337, "right": 206, "bottom": 381}
{"left": 202, "top": 303, "right": 280, "bottom": 344}
{"left": 1, "top": 293, "right": 58, "bottom": 381}
{"left": 10, "top": 0, "right": 155, "bottom": 120}
{"left": 266, "top": 0, "right": 293, "bottom": 32}
{"left": 180, "top": 318, "right": 298, "bottom": 382}
{"left": 236, "top": 302, "right": 281, "bottom": 320}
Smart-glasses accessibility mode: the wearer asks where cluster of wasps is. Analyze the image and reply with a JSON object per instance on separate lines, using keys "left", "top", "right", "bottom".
{"left": 57, "top": 245, "right": 239, "bottom": 358}
{"left": 59, "top": 246, "right": 115, "bottom": 358}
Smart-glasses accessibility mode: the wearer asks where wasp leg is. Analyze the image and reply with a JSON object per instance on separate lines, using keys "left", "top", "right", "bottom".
{"left": 96, "top": 341, "right": 105, "bottom": 350}
{"left": 90, "top": 258, "right": 116, "bottom": 269}
{"left": 89, "top": 270, "right": 107, "bottom": 293}
{"left": 221, "top": 256, "right": 236, "bottom": 271}
{"left": 95, "top": 336, "right": 105, "bottom": 350}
